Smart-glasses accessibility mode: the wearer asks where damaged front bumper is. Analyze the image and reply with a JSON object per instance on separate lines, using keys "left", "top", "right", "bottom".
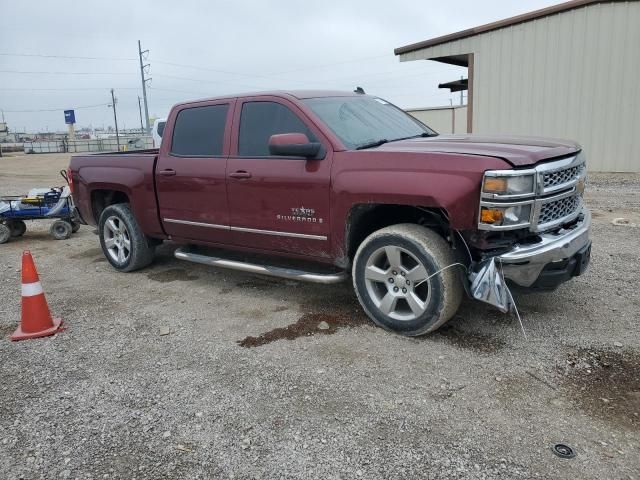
{"left": 469, "top": 208, "right": 591, "bottom": 313}
{"left": 497, "top": 208, "right": 592, "bottom": 289}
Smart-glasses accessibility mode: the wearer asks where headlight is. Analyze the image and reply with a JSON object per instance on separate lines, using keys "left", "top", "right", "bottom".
{"left": 480, "top": 169, "right": 536, "bottom": 230}
{"left": 480, "top": 204, "right": 532, "bottom": 227}
{"left": 483, "top": 174, "right": 535, "bottom": 196}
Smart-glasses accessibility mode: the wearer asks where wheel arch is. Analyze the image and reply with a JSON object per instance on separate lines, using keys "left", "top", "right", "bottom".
{"left": 90, "top": 189, "right": 130, "bottom": 224}
{"left": 341, "top": 203, "right": 451, "bottom": 268}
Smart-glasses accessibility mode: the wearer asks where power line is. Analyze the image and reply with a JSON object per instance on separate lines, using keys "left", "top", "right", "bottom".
{"left": 0, "top": 52, "right": 463, "bottom": 89}
{"left": 0, "top": 51, "right": 389, "bottom": 71}
{"left": 150, "top": 65, "right": 462, "bottom": 91}
{"left": 1, "top": 87, "right": 140, "bottom": 91}
{"left": 0, "top": 69, "right": 136, "bottom": 76}
{"left": 1, "top": 50, "right": 394, "bottom": 81}
{"left": 0, "top": 67, "right": 460, "bottom": 90}
{"left": 0, "top": 49, "right": 464, "bottom": 119}
{"left": 0, "top": 52, "right": 136, "bottom": 61}
{"left": 1, "top": 50, "right": 409, "bottom": 84}
{"left": 3, "top": 103, "right": 110, "bottom": 113}
{"left": 152, "top": 55, "right": 406, "bottom": 84}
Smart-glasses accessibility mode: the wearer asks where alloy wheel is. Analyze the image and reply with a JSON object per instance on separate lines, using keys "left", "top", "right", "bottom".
{"left": 103, "top": 216, "right": 131, "bottom": 264}
{"left": 363, "top": 245, "right": 432, "bottom": 321}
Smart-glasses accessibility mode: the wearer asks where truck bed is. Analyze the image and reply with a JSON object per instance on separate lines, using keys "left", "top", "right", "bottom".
{"left": 69, "top": 150, "right": 163, "bottom": 236}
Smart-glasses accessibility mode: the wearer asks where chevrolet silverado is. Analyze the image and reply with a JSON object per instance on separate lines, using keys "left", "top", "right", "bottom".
{"left": 69, "top": 90, "right": 591, "bottom": 335}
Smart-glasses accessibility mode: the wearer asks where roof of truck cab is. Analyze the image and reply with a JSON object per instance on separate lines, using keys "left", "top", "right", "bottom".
{"left": 175, "top": 90, "right": 363, "bottom": 106}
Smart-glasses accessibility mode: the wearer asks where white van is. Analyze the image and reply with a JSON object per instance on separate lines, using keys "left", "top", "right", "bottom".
{"left": 152, "top": 118, "right": 167, "bottom": 148}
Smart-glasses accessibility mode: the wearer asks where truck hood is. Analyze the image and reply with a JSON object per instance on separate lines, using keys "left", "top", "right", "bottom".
{"left": 373, "top": 134, "right": 581, "bottom": 167}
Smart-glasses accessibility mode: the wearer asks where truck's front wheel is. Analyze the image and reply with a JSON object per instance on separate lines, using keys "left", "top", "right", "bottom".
{"left": 99, "top": 203, "right": 155, "bottom": 272}
{"left": 352, "top": 224, "right": 463, "bottom": 336}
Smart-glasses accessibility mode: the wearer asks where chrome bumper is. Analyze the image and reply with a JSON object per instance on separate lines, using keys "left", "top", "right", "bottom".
{"left": 498, "top": 208, "right": 591, "bottom": 287}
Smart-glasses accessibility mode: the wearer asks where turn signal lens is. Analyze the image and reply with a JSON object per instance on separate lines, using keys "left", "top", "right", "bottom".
{"left": 483, "top": 177, "right": 508, "bottom": 193}
{"left": 481, "top": 208, "right": 504, "bottom": 224}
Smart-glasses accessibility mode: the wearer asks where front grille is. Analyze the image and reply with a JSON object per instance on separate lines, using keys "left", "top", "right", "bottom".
{"left": 543, "top": 164, "right": 583, "bottom": 189}
{"left": 539, "top": 195, "right": 580, "bottom": 225}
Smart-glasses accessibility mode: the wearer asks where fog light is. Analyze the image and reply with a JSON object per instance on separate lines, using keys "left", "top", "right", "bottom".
{"left": 481, "top": 208, "right": 504, "bottom": 224}
{"left": 480, "top": 204, "right": 532, "bottom": 227}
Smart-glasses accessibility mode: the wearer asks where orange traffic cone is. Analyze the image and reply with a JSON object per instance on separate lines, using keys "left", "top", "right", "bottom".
{"left": 10, "top": 251, "right": 63, "bottom": 341}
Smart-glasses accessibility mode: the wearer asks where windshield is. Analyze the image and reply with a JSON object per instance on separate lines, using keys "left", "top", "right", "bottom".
{"left": 304, "top": 96, "right": 436, "bottom": 150}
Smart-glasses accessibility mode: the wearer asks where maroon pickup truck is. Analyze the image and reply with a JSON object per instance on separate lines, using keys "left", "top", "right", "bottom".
{"left": 69, "top": 90, "right": 591, "bottom": 336}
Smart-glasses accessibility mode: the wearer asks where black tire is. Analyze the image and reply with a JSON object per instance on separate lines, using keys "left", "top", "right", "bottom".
{"left": 0, "top": 224, "right": 11, "bottom": 244}
{"left": 71, "top": 221, "right": 81, "bottom": 233}
{"left": 50, "top": 220, "right": 73, "bottom": 240}
{"left": 352, "top": 224, "right": 463, "bottom": 336}
{"left": 10, "top": 220, "right": 27, "bottom": 237}
{"left": 98, "top": 203, "right": 155, "bottom": 272}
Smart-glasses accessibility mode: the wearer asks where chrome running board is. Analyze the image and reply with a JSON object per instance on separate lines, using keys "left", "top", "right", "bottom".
{"left": 174, "top": 247, "right": 348, "bottom": 284}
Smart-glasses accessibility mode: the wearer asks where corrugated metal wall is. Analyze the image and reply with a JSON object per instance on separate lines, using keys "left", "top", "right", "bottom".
{"left": 399, "top": 2, "right": 640, "bottom": 172}
{"left": 406, "top": 106, "right": 469, "bottom": 134}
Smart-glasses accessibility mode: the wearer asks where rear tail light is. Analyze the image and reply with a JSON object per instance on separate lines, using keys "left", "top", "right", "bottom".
{"left": 66, "top": 167, "right": 74, "bottom": 194}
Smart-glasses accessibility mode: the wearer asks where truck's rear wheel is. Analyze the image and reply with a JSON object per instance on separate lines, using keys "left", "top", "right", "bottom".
{"left": 352, "top": 224, "right": 463, "bottom": 336}
{"left": 99, "top": 203, "right": 155, "bottom": 272}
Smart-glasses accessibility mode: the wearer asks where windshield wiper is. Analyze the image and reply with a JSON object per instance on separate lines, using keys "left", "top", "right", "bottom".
{"left": 390, "top": 132, "right": 437, "bottom": 142}
{"left": 356, "top": 139, "right": 388, "bottom": 150}
{"left": 356, "top": 132, "right": 436, "bottom": 150}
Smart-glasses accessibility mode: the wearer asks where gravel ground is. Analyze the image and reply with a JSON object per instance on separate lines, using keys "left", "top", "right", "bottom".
{"left": 0, "top": 153, "right": 638, "bottom": 480}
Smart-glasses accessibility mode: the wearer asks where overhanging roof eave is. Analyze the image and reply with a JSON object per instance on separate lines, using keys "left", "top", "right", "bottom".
{"left": 394, "top": 0, "right": 632, "bottom": 56}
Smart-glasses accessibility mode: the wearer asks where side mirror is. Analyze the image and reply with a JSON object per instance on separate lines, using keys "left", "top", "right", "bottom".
{"left": 268, "top": 133, "right": 323, "bottom": 159}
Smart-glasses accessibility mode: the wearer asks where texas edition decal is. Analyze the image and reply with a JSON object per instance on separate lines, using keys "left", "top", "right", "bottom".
{"left": 277, "top": 206, "right": 323, "bottom": 223}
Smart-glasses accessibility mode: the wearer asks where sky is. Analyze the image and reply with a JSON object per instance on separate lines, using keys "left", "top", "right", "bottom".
{"left": 0, "top": 0, "right": 560, "bottom": 133}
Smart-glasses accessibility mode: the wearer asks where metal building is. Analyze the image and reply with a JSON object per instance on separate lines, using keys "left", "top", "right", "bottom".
{"left": 395, "top": 0, "right": 640, "bottom": 172}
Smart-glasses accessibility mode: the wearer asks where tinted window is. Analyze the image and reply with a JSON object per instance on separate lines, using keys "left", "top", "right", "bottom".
{"left": 238, "top": 102, "right": 316, "bottom": 157}
{"left": 171, "top": 105, "right": 228, "bottom": 156}
{"left": 157, "top": 121, "right": 166, "bottom": 138}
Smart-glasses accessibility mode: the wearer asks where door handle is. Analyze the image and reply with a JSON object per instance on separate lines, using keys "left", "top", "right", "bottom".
{"left": 158, "top": 169, "right": 176, "bottom": 176}
{"left": 229, "top": 171, "right": 252, "bottom": 179}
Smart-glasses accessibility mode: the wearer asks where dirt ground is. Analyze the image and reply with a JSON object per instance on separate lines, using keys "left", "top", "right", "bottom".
{"left": 0, "top": 152, "right": 638, "bottom": 480}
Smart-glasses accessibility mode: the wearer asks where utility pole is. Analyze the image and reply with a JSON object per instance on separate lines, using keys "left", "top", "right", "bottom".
{"left": 138, "top": 40, "right": 151, "bottom": 134}
{"left": 137, "top": 96, "right": 144, "bottom": 133}
{"left": 110, "top": 89, "right": 120, "bottom": 151}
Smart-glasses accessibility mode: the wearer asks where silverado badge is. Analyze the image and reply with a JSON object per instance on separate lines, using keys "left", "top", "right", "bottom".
{"left": 277, "top": 206, "right": 323, "bottom": 223}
